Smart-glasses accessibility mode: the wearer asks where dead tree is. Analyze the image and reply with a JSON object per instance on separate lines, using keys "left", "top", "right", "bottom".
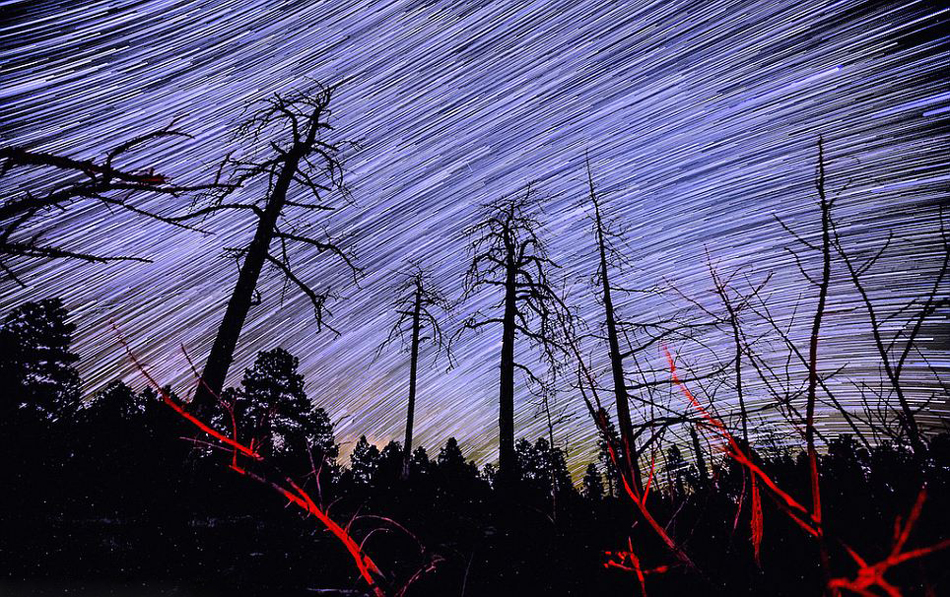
{"left": 582, "top": 160, "right": 740, "bottom": 499}
{"left": 377, "top": 265, "right": 451, "bottom": 479}
{"left": 774, "top": 137, "right": 838, "bottom": 583}
{"left": 707, "top": 260, "right": 752, "bottom": 445}
{"left": 457, "top": 185, "right": 564, "bottom": 486}
{"left": 806, "top": 139, "right": 832, "bottom": 546}
{"left": 563, "top": 320, "right": 696, "bottom": 570}
{"left": 831, "top": 201, "right": 949, "bottom": 457}
{"left": 583, "top": 160, "right": 647, "bottom": 494}
{"left": 191, "top": 84, "right": 357, "bottom": 408}
{"left": 0, "top": 128, "right": 232, "bottom": 285}
{"left": 743, "top": 261, "right": 871, "bottom": 452}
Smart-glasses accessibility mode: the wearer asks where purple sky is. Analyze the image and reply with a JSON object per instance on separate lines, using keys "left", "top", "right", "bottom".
{"left": 1, "top": 0, "right": 948, "bottom": 475}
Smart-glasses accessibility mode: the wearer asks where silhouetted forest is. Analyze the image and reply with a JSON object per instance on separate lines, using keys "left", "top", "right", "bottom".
{"left": 2, "top": 86, "right": 949, "bottom": 596}
{"left": 1, "top": 297, "right": 948, "bottom": 596}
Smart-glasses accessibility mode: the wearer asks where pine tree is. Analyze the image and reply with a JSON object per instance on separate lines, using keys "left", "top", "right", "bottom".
{"left": 350, "top": 435, "right": 380, "bottom": 486}
{"left": 582, "top": 463, "right": 605, "bottom": 501}
{"left": 0, "top": 298, "right": 81, "bottom": 424}
{"left": 225, "top": 348, "right": 338, "bottom": 477}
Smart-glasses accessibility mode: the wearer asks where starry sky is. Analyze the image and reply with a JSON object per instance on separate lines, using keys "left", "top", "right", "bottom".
{"left": 1, "top": 0, "right": 948, "bottom": 476}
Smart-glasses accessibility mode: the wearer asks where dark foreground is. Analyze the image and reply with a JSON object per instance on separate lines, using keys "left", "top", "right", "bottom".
{"left": 2, "top": 299, "right": 948, "bottom": 596}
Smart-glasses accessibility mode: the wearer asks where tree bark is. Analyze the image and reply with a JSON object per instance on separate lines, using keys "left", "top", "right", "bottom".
{"left": 806, "top": 140, "right": 829, "bottom": 528}
{"left": 807, "top": 137, "right": 833, "bottom": 590}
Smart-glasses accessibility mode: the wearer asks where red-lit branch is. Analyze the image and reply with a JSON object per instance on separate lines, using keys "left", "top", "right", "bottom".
{"left": 664, "top": 344, "right": 821, "bottom": 550}
{"left": 591, "top": 401, "right": 696, "bottom": 571}
{"left": 114, "top": 325, "right": 388, "bottom": 597}
{"left": 828, "top": 489, "right": 950, "bottom": 596}
{"left": 568, "top": 331, "right": 694, "bottom": 580}
{"left": 603, "top": 538, "right": 670, "bottom": 597}
{"left": 664, "top": 345, "right": 948, "bottom": 594}
{"left": 113, "top": 325, "right": 261, "bottom": 460}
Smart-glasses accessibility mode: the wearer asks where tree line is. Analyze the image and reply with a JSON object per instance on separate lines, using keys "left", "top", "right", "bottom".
{"left": 2, "top": 84, "right": 949, "bottom": 595}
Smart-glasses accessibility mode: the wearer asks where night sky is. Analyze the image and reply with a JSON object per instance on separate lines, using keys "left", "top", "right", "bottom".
{"left": 2, "top": 0, "right": 948, "bottom": 476}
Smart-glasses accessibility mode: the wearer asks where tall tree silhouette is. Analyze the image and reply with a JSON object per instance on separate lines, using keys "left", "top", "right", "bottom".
{"left": 193, "top": 84, "right": 357, "bottom": 408}
{"left": 583, "top": 161, "right": 646, "bottom": 494}
{"left": 377, "top": 266, "right": 451, "bottom": 479}
{"left": 0, "top": 127, "right": 232, "bottom": 285}
{"left": 773, "top": 137, "right": 837, "bottom": 581}
{"left": 805, "top": 139, "right": 832, "bottom": 550}
{"left": 458, "top": 186, "right": 564, "bottom": 486}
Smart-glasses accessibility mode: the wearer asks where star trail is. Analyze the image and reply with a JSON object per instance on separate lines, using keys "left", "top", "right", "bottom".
{"left": 1, "top": 0, "right": 948, "bottom": 477}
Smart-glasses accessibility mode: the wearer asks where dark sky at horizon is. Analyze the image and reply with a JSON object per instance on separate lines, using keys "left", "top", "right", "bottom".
{"left": 2, "top": 0, "right": 948, "bottom": 476}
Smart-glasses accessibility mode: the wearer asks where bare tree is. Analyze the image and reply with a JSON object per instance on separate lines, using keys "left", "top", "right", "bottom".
{"left": 750, "top": 190, "right": 947, "bottom": 455}
{"left": 582, "top": 160, "right": 649, "bottom": 494}
{"left": 581, "top": 160, "right": 744, "bottom": 497}
{"left": 457, "top": 185, "right": 564, "bottom": 486}
{"left": 742, "top": 263, "right": 870, "bottom": 452}
{"left": 190, "top": 83, "right": 358, "bottom": 408}
{"left": 377, "top": 265, "right": 452, "bottom": 479}
{"left": 774, "top": 136, "right": 837, "bottom": 583}
{"left": 563, "top": 322, "right": 696, "bottom": 570}
{"left": 0, "top": 127, "right": 232, "bottom": 285}
{"left": 707, "top": 260, "right": 753, "bottom": 445}
{"left": 805, "top": 139, "right": 832, "bottom": 550}
{"left": 831, "top": 201, "right": 949, "bottom": 458}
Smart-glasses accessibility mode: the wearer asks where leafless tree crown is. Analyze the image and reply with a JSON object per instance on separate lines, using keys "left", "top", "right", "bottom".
{"left": 0, "top": 126, "right": 233, "bottom": 285}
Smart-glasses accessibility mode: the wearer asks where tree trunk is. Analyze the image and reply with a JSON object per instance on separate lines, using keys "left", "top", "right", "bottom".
{"left": 723, "top": 297, "right": 748, "bottom": 445}
{"left": 593, "top": 196, "right": 643, "bottom": 495}
{"left": 690, "top": 425, "right": 708, "bottom": 488}
{"left": 402, "top": 287, "right": 422, "bottom": 479}
{"left": 195, "top": 151, "right": 303, "bottom": 408}
{"left": 807, "top": 140, "right": 830, "bottom": 527}
{"left": 808, "top": 137, "right": 833, "bottom": 590}
{"left": 497, "top": 250, "right": 518, "bottom": 486}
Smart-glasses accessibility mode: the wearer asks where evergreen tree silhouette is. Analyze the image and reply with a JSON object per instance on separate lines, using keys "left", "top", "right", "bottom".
{"left": 0, "top": 298, "right": 80, "bottom": 425}
{"left": 350, "top": 435, "right": 381, "bottom": 487}
{"left": 582, "top": 463, "right": 605, "bottom": 501}
{"left": 221, "top": 347, "right": 338, "bottom": 480}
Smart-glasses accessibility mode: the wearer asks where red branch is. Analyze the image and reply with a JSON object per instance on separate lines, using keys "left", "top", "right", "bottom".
{"left": 603, "top": 537, "right": 670, "bottom": 596}
{"left": 751, "top": 474, "right": 763, "bottom": 564}
{"left": 663, "top": 344, "right": 822, "bottom": 547}
{"left": 664, "top": 345, "right": 948, "bottom": 594}
{"left": 112, "top": 324, "right": 261, "bottom": 459}
{"left": 829, "top": 489, "right": 950, "bottom": 596}
{"left": 595, "top": 407, "right": 696, "bottom": 570}
{"left": 113, "top": 325, "right": 387, "bottom": 596}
